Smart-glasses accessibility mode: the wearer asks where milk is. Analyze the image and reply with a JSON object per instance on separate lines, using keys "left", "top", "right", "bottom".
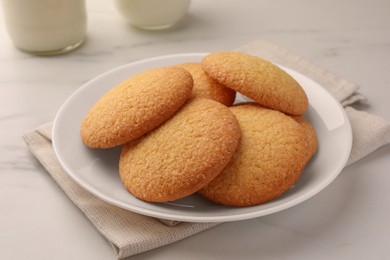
{"left": 1, "top": 0, "right": 87, "bottom": 55}
{"left": 114, "top": 0, "right": 191, "bottom": 30}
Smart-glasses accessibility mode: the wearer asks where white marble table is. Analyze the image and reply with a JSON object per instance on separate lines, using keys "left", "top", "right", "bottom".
{"left": 1, "top": 0, "right": 390, "bottom": 259}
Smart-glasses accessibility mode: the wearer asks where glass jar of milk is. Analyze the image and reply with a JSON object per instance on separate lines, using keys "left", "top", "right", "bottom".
{"left": 114, "top": 0, "right": 191, "bottom": 30}
{"left": 1, "top": 0, "right": 87, "bottom": 55}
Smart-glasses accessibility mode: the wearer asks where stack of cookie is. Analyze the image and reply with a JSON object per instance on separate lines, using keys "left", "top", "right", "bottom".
{"left": 81, "top": 51, "right": 317, "bottom": 207}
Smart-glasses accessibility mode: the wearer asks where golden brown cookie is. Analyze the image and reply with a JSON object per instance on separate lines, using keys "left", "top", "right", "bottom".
{"left": 176, "top": 62, "right": 236, "bottom": 106}
{"left": 119, "top": 98, "right": 241, "bottom": 202}
{"left": 199, "top": 103, "right": 309, "bottom": 207}
{"left": 201, "top": 51, "right": 308, "bottom": 115}
{"left": 81, "top": 66, "right": 193, "bottom": 148}
{"left": 293, "top": 116, "right": 318, "bottom": 158}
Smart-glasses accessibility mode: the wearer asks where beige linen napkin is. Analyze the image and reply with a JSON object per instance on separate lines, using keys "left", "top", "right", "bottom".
{"left": 23, "top": 40, "right": 390, "bottom": 259}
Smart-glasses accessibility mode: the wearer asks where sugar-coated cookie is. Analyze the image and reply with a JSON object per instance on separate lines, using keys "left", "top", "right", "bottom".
{"left": 81, "top": 66, "right": 193, "bottom": 148}
{"left": 201, "top": 51, "right": 308, "bottom": 115}
{"left": 199, "top": 103, "right": 309, "bottom": 207}
{"left": 293, "top": 116, "right": 318, "bottom": 158}
{"left": 119, "top": 98, "right": 241, "bottom": 202}
{"left": 176, "top": 62, "right": 236, "bottom": 106}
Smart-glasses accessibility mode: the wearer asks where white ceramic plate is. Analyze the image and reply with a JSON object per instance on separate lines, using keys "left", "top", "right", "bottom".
{"left": 52, "top": 53, "right": 352, "bottom": 222}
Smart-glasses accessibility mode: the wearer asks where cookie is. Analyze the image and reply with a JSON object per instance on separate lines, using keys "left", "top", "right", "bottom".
{"left": 199, "top": 103, "right": 309, "bottom": 207}
{"left": 293, "top": 116, "right": 318, "bottom": 158}
{"left": 81, "top": 66, "right": 193, "bottom": 148}
{"left": 201, "top": 51, "right": 308, "bottom": 115}
{"left": 119, "top": 98, "right": 241, "bottom": 202}
{"left": 176, "top": 62, "right": 236, "bottom": 106}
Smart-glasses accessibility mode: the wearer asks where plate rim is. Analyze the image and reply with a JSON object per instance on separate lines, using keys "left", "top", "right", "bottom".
{"left": 52, "top": 52, "right": 352, "bottom": 222}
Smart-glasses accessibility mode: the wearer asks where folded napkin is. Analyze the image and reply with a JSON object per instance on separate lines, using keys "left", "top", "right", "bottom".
{"left": 23, "top": 40, "right": 390, "bottom": 259}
